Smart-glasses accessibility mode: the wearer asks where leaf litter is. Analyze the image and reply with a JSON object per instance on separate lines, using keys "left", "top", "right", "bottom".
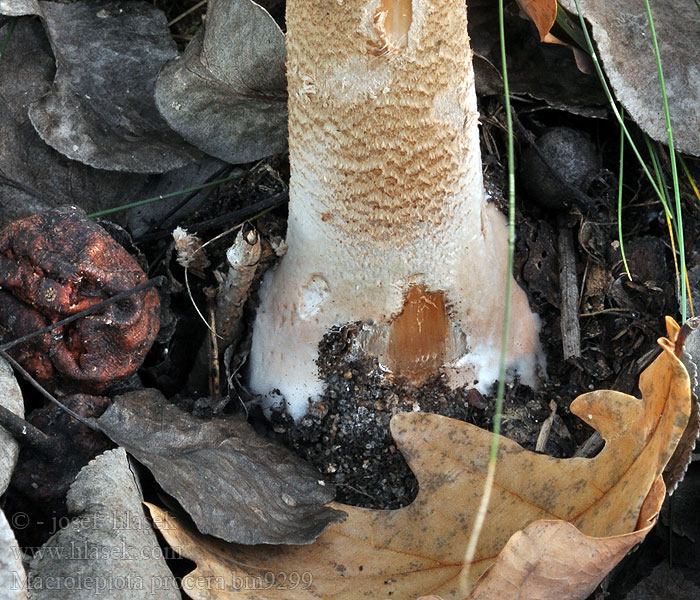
{"left": 147, "top": 319, "right": 691, "bottom": 600}
{"left": 27, "top": 448, "right": 180, "bottom": 600}
{"left": 0, "top": 2, "right": 700, "bottom": 597}
{"left": 155, "top": 0, "right": 288, "bottom": 164}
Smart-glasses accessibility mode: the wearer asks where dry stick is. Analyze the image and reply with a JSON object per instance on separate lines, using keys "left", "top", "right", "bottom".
{"left": 0, "top": 349, "right": 100, "bottom": 433}
{"left": 558, "top": 224, "right": 582, "bottom": 361}
{"left": 206, "top": 293, "right": 220, "bottom": 399}
{"left": 535, "top": 400, "right": 558, "bottom": 453}
{"left": 0, "top": 277, "right": 166, "bottom": 353}
{"left": 187, "top": 229, "right": 262, "bottom": 392}
{"left": 574, "top": 431, "right": 605, "bottom": 458}
{"left": 0, "top": 403, "right": 56, "bottom": 456}
{"left": 134, "top": 192, "right": 287, "bottom": 244}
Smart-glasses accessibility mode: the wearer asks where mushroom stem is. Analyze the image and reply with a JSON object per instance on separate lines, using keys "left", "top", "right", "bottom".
{"left": 249, "top": 0, "right": 542, "bottom": 419}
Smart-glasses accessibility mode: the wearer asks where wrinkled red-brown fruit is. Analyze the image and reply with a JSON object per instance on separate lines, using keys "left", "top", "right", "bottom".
{"left": 0, "top": 206, "right": 159, "bottom": 393}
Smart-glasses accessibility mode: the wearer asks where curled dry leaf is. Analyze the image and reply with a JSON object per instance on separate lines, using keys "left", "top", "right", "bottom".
{"left": 27, "top": 448, "right": 179, "bottom": 600}
{"left": 514, "top": 0, "right": 557, "bottom": 41}
{"left": 0, "top": 18, "right": 148, "bottom": 226}
{"left": 467, "top": 0, "right": 604, "bottom": 110}
{"left": 97, "top": 389, "right": 346, "bottom": 546}
{"left": 26, "top": 0, "right": 203, "bottom": 173}
{"left": 155, "top": 0, "right": 287, "bottom": 164}
{"left": 147, "top": 319, "right": 690, "bottom": 600}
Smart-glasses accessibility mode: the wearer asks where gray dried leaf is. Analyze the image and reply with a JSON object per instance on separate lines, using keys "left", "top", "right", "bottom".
{"left": 27, "top": 448, "right": 179, "bottom": 600}
{"left": 27, "top": 0, "right": 204, "bottom": 173}
{"left": 559, "top": 0, "right": 700, "bottom": 156}
{"left": 97, "top": 389, "right": 346, "bottom": 545}
{"left": 0, "top": 19, "right": 147, "bottom": 227}
{"left": 0, "top": 357, "right": 23, "bottom": 497}
{"left": 625, "top": 560, "right": 700, "bottom": 600}
{"left": 0, "top": 510, "right": 26, "bottom": 600}
{"left": 155, "top": 0, "right": 287, "bottom": 164}
{"left": 0, "top": 0, "right": 37, "bottom": 15}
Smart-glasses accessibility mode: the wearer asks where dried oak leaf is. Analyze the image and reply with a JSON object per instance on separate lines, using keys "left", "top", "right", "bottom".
{"left": 97, "top": 389, "right": 346, "bottom": 546}
{"left": 147, "top": 319, "right": 690, "bottom": 600}
{"left": 0, "top": 207, "right": 159, "bottom": 393}
{"left": 515, "top": 0, "right": 557, "bottom": 41}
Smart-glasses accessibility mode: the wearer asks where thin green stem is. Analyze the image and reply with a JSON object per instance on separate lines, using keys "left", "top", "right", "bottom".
{"left": 492, "top": 0, "right": 515, "bottom": 467}
{"left": 642, "top": 0, "right": 686, "bottom": 321}
{"left": 570, "top": 0, "right": 662, "bottom": 201}
{"left": 87, "top": 171, "right": 250, "bottom": 219}
{"left": 644, "top": 136, "right": 674, "bottom": 223}
{"left": 554, "top": 3, "right": 587, "bottom": 49}
{"left": 461, "top": 0, "right": 513, "bottom": 575}
{"left": 617, "top": 111, "right": 631, "bottom": 280}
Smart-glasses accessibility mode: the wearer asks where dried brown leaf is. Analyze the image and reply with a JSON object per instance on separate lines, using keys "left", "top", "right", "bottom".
{"left": 515, "top": 0, "right": 557, "bottom": 41}
{"left": 148, "top": 320, "right": 690, "bottom": 600}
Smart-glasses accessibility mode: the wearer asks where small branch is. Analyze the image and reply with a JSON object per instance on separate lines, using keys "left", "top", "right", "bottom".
{"left": 558, "top": 225, "right": 581, "bottom": 361}
{"left": 0, "top": 276, "right": 166, "bottom": 353}
{"left": 0, "top": 404, "right": 57, "bottom": 456}
{"left": 574, "top": 432, "right": 605, "bottom": 458}
{"left": 135, "top": 192, "right": 287, "bottom": 243}
{"left": 0, "top": 350, "right": 100, "bottom": 433}
{"left": 535, "top": 400, "right": 558, "bottom": 453}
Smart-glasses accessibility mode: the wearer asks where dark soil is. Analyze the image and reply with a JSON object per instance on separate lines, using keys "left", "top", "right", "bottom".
{"left": 269, "top": 324, "right": 574, "bottom": 510}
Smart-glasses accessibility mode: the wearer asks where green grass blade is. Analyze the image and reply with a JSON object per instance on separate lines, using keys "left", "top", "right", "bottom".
{"left": 87, "top": 171, "right": 249, "bottom": 219}
{"left": 617, "top": 111, "right": 632, "bottom": 280}
{"left": 642, "top": 0, "right": 686, "bottom": 321}
{"left": 462, "top": 0, "right": 515, "bottom": 574}
{"left": 570, "top": 0, "right": 662, "bottom": 201}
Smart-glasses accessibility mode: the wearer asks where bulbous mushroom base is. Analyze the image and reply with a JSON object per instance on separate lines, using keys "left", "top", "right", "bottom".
{"left": 248, "top": 206, "right": 543, "bottom": 420}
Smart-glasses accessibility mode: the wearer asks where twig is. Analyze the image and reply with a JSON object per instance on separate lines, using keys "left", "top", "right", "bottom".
{"left": 579, "top": 308, "right": 636, "bottom": 318}
{"left": 0, "top": 350, "right": 100, "bottom": 433}
{"left": 134, "top": 192, "right": 287, "bottom": 243}
{"left": 207, "top": 293, "right": 220, "bottom": 398}
{"left": 168, "top": 0, "right": 207, "bottom": 27}
{"left": 574, "top": 432, "right": 605, "bottom": 458}
{"left": 558, "top": 224, "right": 582, "bottom": 361}
{"left": 535, "top": 400, "right": 558, "bottom": 453}
{"left": 0, "top": 404, "right": 56, "bottom": 456}
{"left": 0, "top": 277, "right": 166, "bottom": 353}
